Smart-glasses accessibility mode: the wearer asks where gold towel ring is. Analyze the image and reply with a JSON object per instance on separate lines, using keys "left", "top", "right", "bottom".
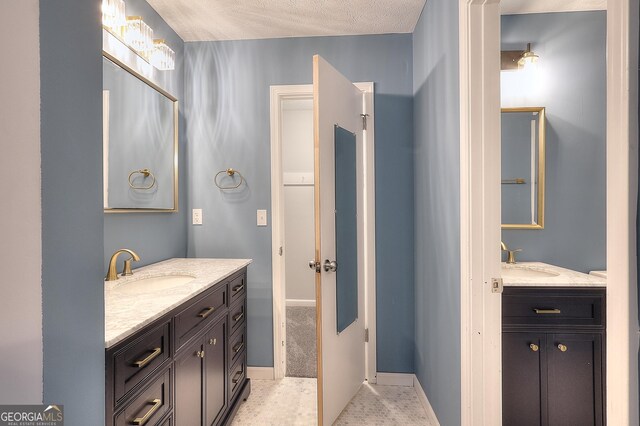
{"left": 214, "top": 168, "right": 245, "bottom": 190}
{"left": 128, "top": 168, "right": 157, "bottom": 190}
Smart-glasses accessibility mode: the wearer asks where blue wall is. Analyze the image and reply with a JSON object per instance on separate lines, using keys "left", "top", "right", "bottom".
{"left": 501, "top": 12, "right": 607, "bottom": 273}
{"left": 40, "top": 0, "right": 105, "bottom": 423}
{"left": 412, "top": 0, "right": 461, "bottom": 424}
{"left": 103, "top": 0, "right": 188, "bottom": 272}
{"left": 184, "top": 34, "right": 415, "bottom": 371}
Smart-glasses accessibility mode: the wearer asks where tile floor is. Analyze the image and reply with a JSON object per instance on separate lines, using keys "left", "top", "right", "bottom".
{"left": 231, "top": 377, "right": 434, "bottom": 425}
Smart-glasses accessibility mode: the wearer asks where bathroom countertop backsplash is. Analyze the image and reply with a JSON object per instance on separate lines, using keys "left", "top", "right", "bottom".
{"left": 105, "top": 258, "right": 252, "bottom": 348}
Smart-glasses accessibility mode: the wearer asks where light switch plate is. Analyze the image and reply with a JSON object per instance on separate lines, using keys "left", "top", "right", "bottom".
{"left": 257, "top": 209, "right": 267, "bottom": 226}
{"left": 192, "top": 209, "right": 203, "bottom": 225}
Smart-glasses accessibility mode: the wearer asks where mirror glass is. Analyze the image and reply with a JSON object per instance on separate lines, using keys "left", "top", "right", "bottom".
{"left": 103, "top": 55, "right": 178, "bottom": 212}
{"left": 501, "top": 107, "right": 545, "bottom": 229}
{"left": 334, "top": 125, "right": 358, "bottom": 333}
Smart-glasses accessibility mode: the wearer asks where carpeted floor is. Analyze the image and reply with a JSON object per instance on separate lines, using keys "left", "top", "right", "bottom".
{"left": 286, "top": 306, "right": 317, "bottom": 378}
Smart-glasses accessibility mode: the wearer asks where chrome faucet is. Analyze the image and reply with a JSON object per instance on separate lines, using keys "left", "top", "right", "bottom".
{"left": 501, "top": 241, "right": 521, "bottom": 265}
{"left": 106, "top": 249, "right": 141, "bottom": 281}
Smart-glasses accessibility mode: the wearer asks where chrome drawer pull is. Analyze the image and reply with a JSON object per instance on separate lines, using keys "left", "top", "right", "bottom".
{"left": 133, "top": 347, "right": 161, "bottom": 368}
{"left": 132, "top": 398, "right": 161, "bottom": 425}
{"left": 233, "top": 312, "right": 244, "bottom": 322}
{"left": 533, "top": 308, "right": 561, "bottom": 314}
{"left": 233, "top": 342, "right": 245, "bottom": 353}
{"left": 232, "top": 370, "right": 243, "bottom": 384}
{"left": 232, "top": 283, "right": 245, "bottom": 293}
{"left": 198, "top": 306, "right": 216, "bottom": 319}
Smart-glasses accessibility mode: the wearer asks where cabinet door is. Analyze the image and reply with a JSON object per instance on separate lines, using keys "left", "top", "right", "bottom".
{"left": 503, "top": 332, "right": 545, "bottom": 426}
{"left": 205, "top": 317, "right": 227, "bottom": 426}
{"left": 175, "top": 338, "right": 204, "bottom": 426}
{"left": 547, "top": 333, "right": 603, "bottom": 426}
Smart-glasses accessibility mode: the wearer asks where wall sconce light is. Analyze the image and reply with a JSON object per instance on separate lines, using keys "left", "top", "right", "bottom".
{"left": 501, "top": 43, "right": 539, "bottom": 71}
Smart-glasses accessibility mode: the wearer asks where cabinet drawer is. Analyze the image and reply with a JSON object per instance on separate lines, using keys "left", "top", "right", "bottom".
{"left": 229, "top": 273, "right": 246, "bottom": 306}
{"left": 229, "top": 327, "right": 246, "bottom": 367}
{"left": 503, "top": 288, "right": 605, "bottom": 328}
{"left": 229, "top": 299, "right": 246, "bottom": 335}
{"left": 114, "top": 367, "right": 172, "bottom": 426}
{"left": 112, "top": 321, "right": 171, "bottom": 403}
{"left": 229, "top": 352, "right": 246, "bottom": 402}
{"left": 158, "top": 415, "right": 172, "bottom": 426}
{"left": 175, "top": 284, "right": 227, "bottom": 351}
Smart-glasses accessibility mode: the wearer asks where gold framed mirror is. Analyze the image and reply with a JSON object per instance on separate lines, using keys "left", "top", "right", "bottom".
{"left": 501, "top": 107, "right": 545, "bottom": 229}
{"left": 102, "top": 52, "right": 178, "bottom": 213}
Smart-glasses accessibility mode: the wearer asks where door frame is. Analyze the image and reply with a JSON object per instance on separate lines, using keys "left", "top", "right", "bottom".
{"left": 459, "top": 0, "right": 639, "bottom": 425}
{"left": 269, "top": 82, "right": 377, "bottom": 382}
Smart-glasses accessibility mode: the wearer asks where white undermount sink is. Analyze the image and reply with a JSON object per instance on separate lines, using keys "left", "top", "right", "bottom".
{"left": 113, "top": 275, "right": 196, "bottom": 295}
{"left": 501, "top": 265, "right": 560, "bottom": 279}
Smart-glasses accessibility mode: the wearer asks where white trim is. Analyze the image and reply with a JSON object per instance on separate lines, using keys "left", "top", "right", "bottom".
{"left": 286, "top": 299, "right": 316, "bottom": 307}
{"left": 606, "top": 1, "right": 639, "bottom": 424}
{"left": 459, "top": 1, "right": 503, "bottom": 425}
{"left": 247, "top": 367, "right": 275, "bottom": 380}
{"left": 375, "top": 372, "right": 414, "bottom": 387}
{"left": 271, "top": 84, "right": 312, "bottom": 380}
{"left": 460, "top": 1, "right": 639, "bottom": 425}
{"left": 413, "top": 375, "right": 441, "bottom": 426}
{"left": 354, "top": 81, "right": 377, "bottom": 385}
{"left": 270, "top": 83, "right": 377, "bottom": 383}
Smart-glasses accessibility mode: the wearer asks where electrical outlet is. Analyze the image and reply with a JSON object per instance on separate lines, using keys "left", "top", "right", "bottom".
{"left": 257, "top": 209, "right": 267, "bottom": 226}
{"left": 192, "top": 209, "right": 203, "bottom": 225}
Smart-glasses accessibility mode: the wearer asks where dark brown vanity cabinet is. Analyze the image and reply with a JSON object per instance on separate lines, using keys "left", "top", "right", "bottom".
{"left": 175, "top": 316, "right": 228, "bottom": 426}
{"left": 106, "top": 268, "right": 250, "bottom": 426}
{"left": 502, "top": 287, "right": 605, "bottom": 426}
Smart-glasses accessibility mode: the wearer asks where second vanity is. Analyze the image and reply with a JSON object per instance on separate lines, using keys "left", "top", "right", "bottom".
{"left": 105, "top": 258, "right": 252, "bottom": 426}
{"left": 501, "top": 262, "right": 606, "bottom": 426}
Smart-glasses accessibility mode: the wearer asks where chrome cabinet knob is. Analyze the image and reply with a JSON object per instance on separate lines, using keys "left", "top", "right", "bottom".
{"left": 323, "top": 259, "right": 338, "bottom": 273}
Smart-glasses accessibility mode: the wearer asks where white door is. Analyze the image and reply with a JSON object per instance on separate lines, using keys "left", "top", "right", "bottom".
{"left": 312, "top": 55, "right": 365, "bottom": 426}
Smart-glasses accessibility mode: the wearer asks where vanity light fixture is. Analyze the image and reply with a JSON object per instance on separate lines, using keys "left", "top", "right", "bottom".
{"left": 101, "top": 0, "right": 126, "bottom": 34}
{"left": 102, "top": 0, "right": 175, "bottom": 71}
{"left": 125, "top": 16, "right": 154, "bottom": 59}
{"left": 501, "top": 42, "right": 539, "bottom": 71}
{"left": 151, "top": 39, "right": 176, "bottom": 71}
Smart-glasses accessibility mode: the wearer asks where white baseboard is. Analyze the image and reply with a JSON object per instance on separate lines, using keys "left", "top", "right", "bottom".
{"left": 376, "top": 372, "right": 415, "bottom": 387}
{"left": 413, "top": 375, "right": 441, "bottom": 426}
{"left": 247, "top": 367, "right": 275, "bottom": 380}
{"left": 285, "top": 299, "right": 316, "bottom": 307}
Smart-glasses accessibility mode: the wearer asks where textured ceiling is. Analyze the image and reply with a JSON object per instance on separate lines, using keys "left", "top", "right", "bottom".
{"left": 501, "top": 0, "right": 606, "bottom": 15}
{"left": 146, "top": 0, "right": 427, "bottom": 42}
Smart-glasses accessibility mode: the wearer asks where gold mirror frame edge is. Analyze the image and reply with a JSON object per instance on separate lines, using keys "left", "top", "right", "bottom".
{"left": 102, "top": 51, "right": 179, "bottom": 214}
{"left": 500, "top": 106, "right": 545, "bottom": 230}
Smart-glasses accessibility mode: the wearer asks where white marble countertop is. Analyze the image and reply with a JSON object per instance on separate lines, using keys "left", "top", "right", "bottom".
{"left": 502, "top": 262, "right": 606, "bottom": 288}
{"left": 105, "top": 258, "right": 252, "bottom": 348}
